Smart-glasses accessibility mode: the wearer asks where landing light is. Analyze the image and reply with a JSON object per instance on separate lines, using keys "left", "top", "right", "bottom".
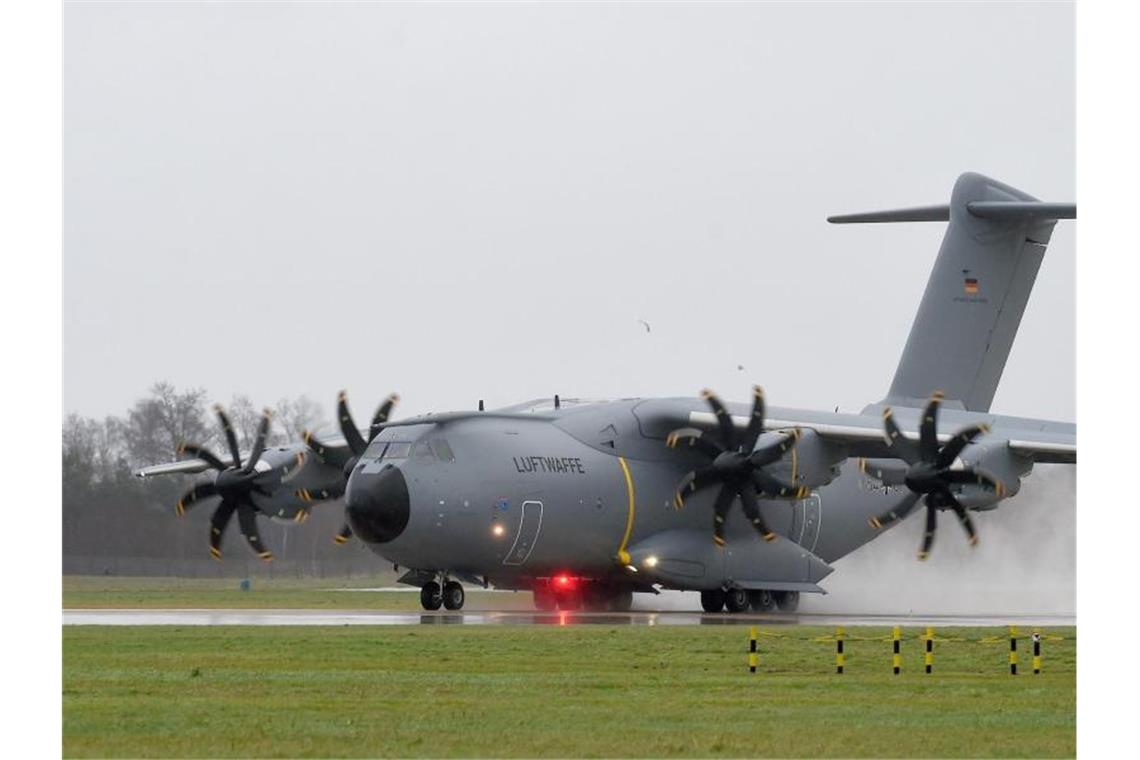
{"left": 491, "top": 523, "right": 505, "bottom": 537}
{"left": 644, "top": 555, "right": 659, "bottom": 569}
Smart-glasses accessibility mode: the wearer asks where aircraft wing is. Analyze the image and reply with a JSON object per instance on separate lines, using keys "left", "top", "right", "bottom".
{"left": 134, "top": 459, "right": 212, "bottom": 478}
{"left": 682, "top": 404, "right": 1075, "bottom": 464}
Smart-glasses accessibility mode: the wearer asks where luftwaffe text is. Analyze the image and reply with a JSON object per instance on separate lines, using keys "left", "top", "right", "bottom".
{"left": 512, "top": 456, "right": 586, "bottom": 475}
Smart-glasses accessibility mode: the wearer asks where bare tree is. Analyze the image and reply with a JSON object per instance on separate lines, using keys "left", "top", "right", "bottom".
{"left": 224, "top": 393, "right": 261, "bottom": 452}
{"left": 275, "top": 394, "right": 328, "bottom": 444}
{"left": 123, "top": 382, "right": 212, "bottom": 468}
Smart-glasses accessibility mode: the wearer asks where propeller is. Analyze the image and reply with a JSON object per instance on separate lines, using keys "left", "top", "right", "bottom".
{"left": 302, "top": 390, "right": 399, "bottom": 544}
{"left": 667, "top": 386, "right": 809, "bottom": 546}
{"left": 863, "top": 391, "right": 1006, "bottom": 559}
{"left": 174, "top": 406, "right": 302, "bottom": 560}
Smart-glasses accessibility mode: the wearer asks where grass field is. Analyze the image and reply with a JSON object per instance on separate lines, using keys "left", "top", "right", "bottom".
{"left": 63, "top": 624, "right": 1075, "bottom": 758}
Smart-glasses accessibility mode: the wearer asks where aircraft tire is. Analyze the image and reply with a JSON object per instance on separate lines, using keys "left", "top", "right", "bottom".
{"left": 748, "top": 589, "right": 776, "bottom": 612}
{"left": 420, "top": 581, "right": 443, "bottom": 611}
{"left": 774, "top": 590, "right": 800, "bottom": 612}
{"left": 610, "top": 588, "right": 634, "bottom": 612}
{"left": 725, "top": 588, "right": 750, "bottom": 613}
{"left": 555, "top": 590, "right": 582, "bottom": 611}
{"left": 700, "top": 589, "right": 726, "bottom": 612}
{"left": 442, "top": 581, "right": 465, "bottom": 611}
{"left": 533, "top": 588, "right": 557, "bottom": 611}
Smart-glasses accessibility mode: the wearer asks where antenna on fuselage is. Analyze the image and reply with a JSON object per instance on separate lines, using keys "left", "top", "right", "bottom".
{"left": 478, "top": 399, "right": 484, "bottom": 411}
{"left": 554, "top": 394, "right": 561, "bottom": 410}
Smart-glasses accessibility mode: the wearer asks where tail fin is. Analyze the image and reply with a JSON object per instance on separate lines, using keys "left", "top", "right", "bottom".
{"left": 830, "top": 172, "right": 1075, "bottom": 412}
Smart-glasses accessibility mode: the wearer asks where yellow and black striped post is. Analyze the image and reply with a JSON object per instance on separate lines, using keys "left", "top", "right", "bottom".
{"left": 1032, "top": 629, "right": 1042, "bottom": 675}
{"left": 924, "top": 626, "right": 934, "bottom": 674}
{"left": 1009, "top": 626, "right": 1018, "bottom": 675}
{"left": 892, "top": 626, "right": 901, "bottom": 675}
{"left": 836, "top": 627, "right": 845, "bottom": 674}
{"left": 748, "top": 626, "right": 758, "bottom": 674}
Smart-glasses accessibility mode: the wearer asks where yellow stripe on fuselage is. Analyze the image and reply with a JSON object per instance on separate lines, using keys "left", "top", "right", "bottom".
{"left": 616, "top": 457, "right": 637, "bottom": 566}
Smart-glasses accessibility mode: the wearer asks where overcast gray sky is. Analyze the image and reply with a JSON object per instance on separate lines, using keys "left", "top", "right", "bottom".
{"left": 64, "top": 1, "right": 1075, "bottom": 424}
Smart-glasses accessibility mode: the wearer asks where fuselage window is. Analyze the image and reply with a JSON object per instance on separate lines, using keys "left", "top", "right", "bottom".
{"left": 384, "top": 442, "right": 412, "bottom": 459}
{"left": 430, "top": 438, "right": 456, "bottom": 463}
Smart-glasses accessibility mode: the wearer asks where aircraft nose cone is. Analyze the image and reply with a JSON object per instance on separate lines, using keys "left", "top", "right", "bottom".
{"left": 345, "top": 464, "right": 410, "bottom": 544}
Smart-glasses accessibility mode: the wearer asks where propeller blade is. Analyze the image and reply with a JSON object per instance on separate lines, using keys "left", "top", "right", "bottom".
{"left": 208, "top": 499, "right": 238, "bottom": 560}
{"left": 948, "top": 499, "right": 979, "bottom": 546}
{"left": 700, "top": 389, "right": 738, "bottom": 450}
{"left": 214, "top": 405, "right": 242, "bottom": 468}
{"left": 369, "top": 393, "right": 400, "bottom": 443}
{"left": 918, "top": 502, "right": 938, "bottom": 560}
{"left": 673, "top": 467, "right": 720, "bottom": 509}
{"left": 919, "top": 391, "right": 945, "bottom": 461}
{"left": 337, "top": 391, "right": 368, "bottom": 457}
{"left": 749, "top": 429, "right": 800, "bottom": 468}
{"left": 176, "top": 443, "right": 229, "bottom": 472}
{"left": 236, "top": 500, "right": 273, "bottom": 561}
{"left": 666, "top": 427, "right": 725, "bottom": 459}
{"left": 936, "top": 423, "right": 990, "bottom": 468}
{"left": 858, "top": 457, "right": 908, "bottom": 486}
{"left": 751, "top": 470, "right": 809, "bottom": 500}
{"left": 711, "top": 483, "right": 735, "bottom": 547}
{"left": 242, "top": 409, "right": 273, "bottom": 473}
{"left": 868, "top": 492, "right": 921, "bottom": 529}
{"left": 881, "top": 408, "right": 919, "bottom": 464}
{"left": 175, "top": 482, "right": 217, "bottom": 517}
{"left": 741, "top": 385, "right": 767, "bottom": 451}
{"left": 737, "top": 481, "right": 776, "bottom": 542}
{"left": 942, "top": 468, "right": 1006, "bottom": 496}
{"left": 333, "top": 523, "right": 353, "bottom": 545}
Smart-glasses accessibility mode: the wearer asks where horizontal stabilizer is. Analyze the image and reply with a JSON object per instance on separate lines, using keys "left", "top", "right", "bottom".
{"left": 828, "top": 200, "right": 1075, "bottom": 224}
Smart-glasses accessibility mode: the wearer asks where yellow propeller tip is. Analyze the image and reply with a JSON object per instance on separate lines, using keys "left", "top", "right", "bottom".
{"left": 762, "top": 532, "right": 776, "bottom": 542}
{"left": 869, "top": 518, "right": 881, "bottom": 529}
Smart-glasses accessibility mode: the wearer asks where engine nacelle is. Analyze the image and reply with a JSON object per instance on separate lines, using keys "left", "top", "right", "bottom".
{"left": 762, "top": 428, "right": 845, "bottom": 489}
{"left": 954, "top": 441, "right": 1033, "bottom": 511}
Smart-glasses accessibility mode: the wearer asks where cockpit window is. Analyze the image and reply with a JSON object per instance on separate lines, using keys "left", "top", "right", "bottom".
{"left": 384, "top": 442, "right": 412, "bottom": 459}
{"left": 430, "top": 438, "right": 455, "bottom": 463}
{"left": 363, "top": 440, "right": 388, "bottom": 459}
{"left": 412, "top": 440, "right": 434, "bottom": 460}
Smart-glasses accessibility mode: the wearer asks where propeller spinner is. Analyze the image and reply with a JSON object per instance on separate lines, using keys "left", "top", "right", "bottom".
{"left": 668, "top": 386, "right": 809, "bottom": 546}
{"left": 863, "top": 391, "right": 1006, "bottom": 559}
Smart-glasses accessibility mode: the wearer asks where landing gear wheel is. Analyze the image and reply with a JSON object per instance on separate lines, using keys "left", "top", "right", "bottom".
{"left": 610, "top": 588, "right": 634, "bottom": 612}
{"left": 774, "top": 590, "right": 800, "bottom": 613}
{"left": 700, "top": 589, "right": 726, "bottom": 612}
{"left": 725, "top": 588, "right": 750, "bottom": 613}
{"left": 533, "top": 587, "right": 556, "bottom": 611}
{"left": 442, "top": 581, "right": 465, "bottom": 611}
{"left": 420, "top": 581, "right": 442, "bottom": 611}
{"left": 747, "top": 589, "right": 775, "bottom": 612}
{"left": 555, "top": 591, "right": 582, "bottom": 611}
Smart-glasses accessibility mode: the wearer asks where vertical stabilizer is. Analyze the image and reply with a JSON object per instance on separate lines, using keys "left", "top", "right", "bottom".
{"left": 829, "top": 172, "right": 1074, "bottom": 412}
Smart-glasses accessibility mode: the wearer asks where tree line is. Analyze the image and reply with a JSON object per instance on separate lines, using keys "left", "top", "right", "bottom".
{"left": 63, "top": 383, "right": 382, "bottom": 577}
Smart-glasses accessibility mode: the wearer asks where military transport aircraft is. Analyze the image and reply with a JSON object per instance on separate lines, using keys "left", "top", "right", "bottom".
{"left": 137, "top": 172, "right": 1076, "bottom": 614}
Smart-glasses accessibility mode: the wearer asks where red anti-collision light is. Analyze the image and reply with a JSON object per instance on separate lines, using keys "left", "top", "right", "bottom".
{"left": 553, "top": 573, "right": 576, "bottom": 590}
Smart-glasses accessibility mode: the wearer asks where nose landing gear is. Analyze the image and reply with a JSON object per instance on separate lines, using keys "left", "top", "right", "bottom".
{"left": 420, "top": 577, "right": 466, "bottom": 611}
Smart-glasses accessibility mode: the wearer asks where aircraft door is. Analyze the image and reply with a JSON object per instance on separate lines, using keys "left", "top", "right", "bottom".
{"left": 502, "top": 500, "right": 543, "bottom": 566}
{"left": 790, "top": 493, "right": 823, "bottom": 553}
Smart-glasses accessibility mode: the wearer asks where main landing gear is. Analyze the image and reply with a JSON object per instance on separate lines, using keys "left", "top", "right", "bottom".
{"left": 700, "top": 587, "right": 800, "bottom": 613}
{"left": 532, "top": 580, "right": 634, "bottom": 612}
{"left": 420, "top": 578, "right": 466, "bottom": 611}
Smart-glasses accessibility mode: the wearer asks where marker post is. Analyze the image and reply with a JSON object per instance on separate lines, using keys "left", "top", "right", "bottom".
{"left": 924, "top": 626, "right": 934, "bottom": 674}
{"left": 749, "top": 626, "right": 758, "bottom": 674}
{"left": 1033, "top": 629, "right": 1042, "bottom": 675}
{"left": 892, "top": 626, "right": 901, "bottom": 675}
{"left": 835, "top": 628, "right": 845, "bottom": 674}
{"left": 1009, "top": 626, "right": 1018, "bottom": 676}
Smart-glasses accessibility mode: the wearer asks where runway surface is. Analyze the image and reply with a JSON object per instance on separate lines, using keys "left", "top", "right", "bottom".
{"left": 62, "top": 608, "right": 1076, "bottom": 627}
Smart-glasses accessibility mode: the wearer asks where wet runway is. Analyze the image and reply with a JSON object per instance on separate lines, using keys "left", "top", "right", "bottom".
{"left": 62, "top": 608, "right": 1075, "bottom": 627}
